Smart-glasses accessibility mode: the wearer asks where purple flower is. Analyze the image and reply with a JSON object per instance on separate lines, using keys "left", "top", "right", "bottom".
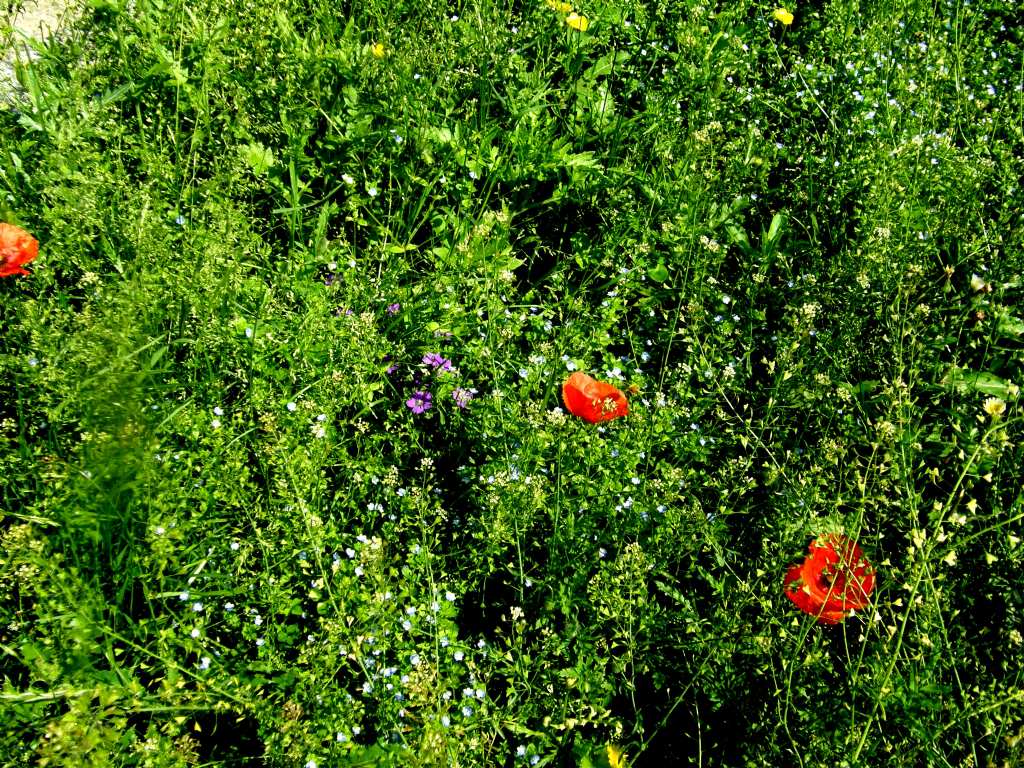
{"left": 452, "top": 387, "right": 477, "bottom": 409}
{"left": 422, "top": 352, "right": 452, "bottom": 372}
{"left": 406, "top": 391, "right": 433, "bottom": 414}
{"left": 387, "top": 302, "right": 401, "bottom": 315}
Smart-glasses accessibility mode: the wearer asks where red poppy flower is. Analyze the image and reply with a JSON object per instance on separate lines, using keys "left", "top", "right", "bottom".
{"left": 784, "top": 534, "right": 875, "bottom": 624}
{"left": 0, "top": 223, "right": 39, "bottom": 278}
{"left": 562, "top": 371, "right": 628, "bottom": 423}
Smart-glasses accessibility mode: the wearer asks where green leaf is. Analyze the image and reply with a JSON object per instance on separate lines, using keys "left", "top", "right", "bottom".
{"left": 943, "top": 366, "right": 1019, "bottom": 399}
{"left": 240, "top": 142, "right": 275, "bottom": 174}
{"left": 843, "top": 379, "right": 879, "bottom": 398}
{"left": 647, "top": 261, "right": 670, "bottom": 283}
{"left": 996, "top": 314, "right": 1024, "bottom": 337}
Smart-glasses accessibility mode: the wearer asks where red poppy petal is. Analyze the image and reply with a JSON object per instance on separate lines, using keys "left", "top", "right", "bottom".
{"left": 562, "top": 372, "right": 628, "bottom": 423}
{"left": 815, "top": 607, "right": 851, "bottom": 624}
{"left": 783, "top": 563, "right": 823, "bottom": 615}
{"left": 0, "top": 223, "right": 39, "bottom": 277}
{"left": 785, "top": 534, "right": 876, "bottom": 624}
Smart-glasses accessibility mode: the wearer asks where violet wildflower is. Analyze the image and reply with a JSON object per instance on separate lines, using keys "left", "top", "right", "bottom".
{"left": 386, "top": 302, "right": 401, "bottom": 315}
{"left": 422, "top": 352, "right": 452, "bottom": 372}
{"left": 406, "top": 391, "right": 433, "bottom": 414}
{"left": 452, "top": 387, "right": 478, "bottom": 409}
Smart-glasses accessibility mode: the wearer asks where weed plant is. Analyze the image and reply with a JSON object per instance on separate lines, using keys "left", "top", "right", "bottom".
{"left": 1, "top": 0, "right": 1023, "bottom": 766}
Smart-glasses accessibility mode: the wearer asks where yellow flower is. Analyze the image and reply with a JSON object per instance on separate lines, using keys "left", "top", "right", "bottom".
{"left": 983, "top": 397, "right": 1006, "bottom": 419}
{"left": 606, "top": 744, "right": 628, "bottom": 768}
{"left": 773, "top": 7, "right": 794, "bottom": 25}
{"left": 545, "top": 0, "right": 572, "bottom": 12}
{"left": 370, "top": 42, "right": 386, "bottom": 59}
{"left": 566, "top": 11, "right": 589, "bottom": 31}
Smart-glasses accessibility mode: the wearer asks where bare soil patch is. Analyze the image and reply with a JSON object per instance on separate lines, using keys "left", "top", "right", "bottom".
{"left": 2, "top": 0, "right": 76, "bottom": 100}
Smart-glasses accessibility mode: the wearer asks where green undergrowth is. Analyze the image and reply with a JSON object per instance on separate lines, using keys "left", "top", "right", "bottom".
{"left": 1, "top": 0, "right": 1023, "bottom": 766}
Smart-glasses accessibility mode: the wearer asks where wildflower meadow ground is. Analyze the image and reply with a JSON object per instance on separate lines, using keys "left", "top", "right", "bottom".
{"left": 1, "top": 0, "right": 1023, "bottom": 766}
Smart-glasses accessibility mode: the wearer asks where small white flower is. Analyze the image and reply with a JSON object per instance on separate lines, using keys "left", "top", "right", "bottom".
{"left": 190, "top": 628, "right": 200, "bottom": 638}
{"left": 286, "top": 402, "right": 297, "bottom": 412}
{"left": 230, "top": 541, "right": 240, "bottom": 550}
{"left": 211, "top": 418, "right": 221, "bottom": 429}
{"left": 213, "top": 406, "right": 224, "bottom": 416}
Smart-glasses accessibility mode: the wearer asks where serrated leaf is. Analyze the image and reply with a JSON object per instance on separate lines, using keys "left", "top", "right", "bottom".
{"left": 240, "top": 142, "right": 275, "bottom": 174}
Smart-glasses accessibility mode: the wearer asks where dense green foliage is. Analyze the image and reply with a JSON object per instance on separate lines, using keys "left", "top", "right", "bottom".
{"left": 2, "top": 0, "right": 1023, "bottom": 765}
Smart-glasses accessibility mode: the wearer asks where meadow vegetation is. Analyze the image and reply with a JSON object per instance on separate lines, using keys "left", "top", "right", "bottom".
{"left": 1, "top": 0, "right": 1023, "bottom": 765}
